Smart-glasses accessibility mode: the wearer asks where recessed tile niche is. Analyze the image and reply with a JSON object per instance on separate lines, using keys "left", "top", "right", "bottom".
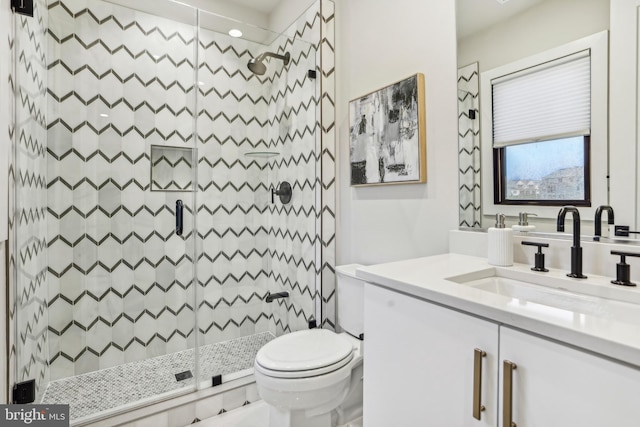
{"left": 150, "top": 145, "right": 195, "bottom": 192}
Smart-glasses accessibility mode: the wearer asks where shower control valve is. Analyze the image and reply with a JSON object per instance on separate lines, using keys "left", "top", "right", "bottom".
{"left": 272, "top": 181, "right": 292, "bottom": 204}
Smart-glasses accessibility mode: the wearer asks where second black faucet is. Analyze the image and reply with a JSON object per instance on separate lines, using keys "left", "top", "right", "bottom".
{"left": 557, "top": 206, "right": 587, "bottom": 279}
{"left": 594, "top": 205, "right": 615, "bottom": 241}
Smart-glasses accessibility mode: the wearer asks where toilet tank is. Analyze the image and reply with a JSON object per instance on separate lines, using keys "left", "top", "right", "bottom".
{"left": 335, "top": 264, "right": 365, "bottom": 338}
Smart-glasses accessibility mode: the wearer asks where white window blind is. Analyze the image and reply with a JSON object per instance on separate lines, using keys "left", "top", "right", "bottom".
{"left": 492, "top": 50, "right": 591, "bottom": 147}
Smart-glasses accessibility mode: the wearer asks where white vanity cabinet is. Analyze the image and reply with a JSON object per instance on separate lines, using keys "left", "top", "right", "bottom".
{"left": 364, "top": 284, "right": 640, "bottom": 427}
{"left": 499, "top": 327, "right": 640, "bottom": 427}
{"left": 364, "top": 284, "right": 499, "bottom": 427}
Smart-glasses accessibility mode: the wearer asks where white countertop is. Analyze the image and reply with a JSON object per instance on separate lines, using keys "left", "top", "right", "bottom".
{"left": 356, "top": 253, "right": 640, "bottom": 368}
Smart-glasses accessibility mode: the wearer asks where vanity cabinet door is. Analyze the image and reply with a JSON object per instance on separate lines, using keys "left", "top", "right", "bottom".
{"left": 364, "top": 285, "right": 499, "bottom": 427}
{"left": 499, "top": 327, "right": 640, "bottom": 427}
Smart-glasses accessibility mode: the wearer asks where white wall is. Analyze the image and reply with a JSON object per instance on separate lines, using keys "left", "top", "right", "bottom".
{"left": 458, "top": 0, "right": 609, "bottom": 72}
{"left": 335, "top": 0, "right": 459, "bottom": 265}
{"left": 268, "top": 0, "right": 317, "bottom": 34}
{"left": 183, "top": 0, "right": 268, "bottom": 27}
{"left": 105, "top": 0, "right": 269, "bottom": 29}
{"left": 106, "top": 0, "right": 320, "bottom": 38}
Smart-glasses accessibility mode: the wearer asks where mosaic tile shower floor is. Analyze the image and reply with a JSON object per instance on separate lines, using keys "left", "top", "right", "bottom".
{"left": 41, "top": 332, "right": 275, "bottom": 421}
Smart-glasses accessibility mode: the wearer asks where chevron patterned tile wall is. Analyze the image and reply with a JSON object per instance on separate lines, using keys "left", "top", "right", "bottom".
{"left": 46, "top": 0, "right": 198, "bottom": 380}
{"left": 266, "top": 3, "right": 320, "bottom": 336}
{"left": 10, "top": 0, "right": 50, "bottom": 402}
{"left": 320, "top": 0, "right": 336, "bottom": 330}
{"left": 267, "top": 0, "right": 336, "bottom": 333}
{"left": 458, "top": 62, "right": 481, "bottom": 228}
{"left": 0, "top": 0, "right": 11, "bottom": 404}
{"left": 194, "top": 24, "right": 274, "bottom": 347}
{"left": 6, "top": 0, "right": 16, "bottom": 403}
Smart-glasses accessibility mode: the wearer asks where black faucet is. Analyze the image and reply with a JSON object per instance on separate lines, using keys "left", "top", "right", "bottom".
{"left": 594, "top": 205, "right": 614, "bottom": 240}
{"left": 557, "top": 206, "right": 587, "bottom": 279}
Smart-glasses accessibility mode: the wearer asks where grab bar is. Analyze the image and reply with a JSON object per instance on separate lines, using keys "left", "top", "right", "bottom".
{"left": 176, "top": 200, "right": 183, "bottom": 236}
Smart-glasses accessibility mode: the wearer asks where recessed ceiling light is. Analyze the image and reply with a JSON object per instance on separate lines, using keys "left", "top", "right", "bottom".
{"left": 495, "top": 0, "right": 511, "bottom": 3}
{"left": 99, "top": 113, "right": 109, "bottom": 118}
{"left": 228, "top": 29, "right": 243, "bottom": 38}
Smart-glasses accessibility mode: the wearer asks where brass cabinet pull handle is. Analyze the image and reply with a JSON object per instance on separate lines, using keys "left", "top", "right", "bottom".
{"left": 503, "top": 360, "right": 517, "bottom": 427}
{"left": 473, "top": 348, "right": 486, "bottom": 420}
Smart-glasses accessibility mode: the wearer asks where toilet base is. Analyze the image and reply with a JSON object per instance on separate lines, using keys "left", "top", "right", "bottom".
{"left": 334, "top": 362, "right": 363, "bottom": 425}
{"left": 256, "top": 333, "right": 364, "bottom": 427}
{"left": 269, "top": 406, "right": 333, "bottom": 427}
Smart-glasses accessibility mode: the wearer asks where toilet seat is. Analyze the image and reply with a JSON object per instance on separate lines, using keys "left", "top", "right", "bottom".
{"left": 256, "top": 351, "right": 354, "bottom": 379}
{"left": 255, "top": 329, "right": 355, "bottom": 379}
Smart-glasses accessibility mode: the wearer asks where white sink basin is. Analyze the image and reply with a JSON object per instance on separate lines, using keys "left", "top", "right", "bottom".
{"left": 446, "top": 268, "right": 640, "bottom": 323}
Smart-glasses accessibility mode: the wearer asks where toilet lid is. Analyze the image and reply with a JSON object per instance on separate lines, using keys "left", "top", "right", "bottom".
{"left": 256, "top": 329, "right": 354, "bottom": 372}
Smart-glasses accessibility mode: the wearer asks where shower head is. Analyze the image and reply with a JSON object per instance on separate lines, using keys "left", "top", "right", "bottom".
{"left": 247, "top": 58, "right": 267, "bottom": 75}
{"left": 247, "top": 51, "right": 291, "bottom": 76}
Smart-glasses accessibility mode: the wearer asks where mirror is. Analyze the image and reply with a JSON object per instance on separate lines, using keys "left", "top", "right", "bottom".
{"left": 456, "top": 0, "right": 610, "bottom": 231}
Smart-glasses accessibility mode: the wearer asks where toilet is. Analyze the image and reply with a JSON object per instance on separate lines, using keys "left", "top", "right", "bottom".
{"left": 254, "top": 264, "right": 365, "bottom": 427}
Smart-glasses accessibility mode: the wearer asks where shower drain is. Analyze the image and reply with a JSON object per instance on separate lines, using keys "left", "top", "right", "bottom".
{"left": 175, "top": 370, "right": 193, "bottom": 382}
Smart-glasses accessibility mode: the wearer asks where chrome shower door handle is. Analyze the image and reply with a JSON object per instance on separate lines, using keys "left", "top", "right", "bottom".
{"left": 175, "top": 200, "right": 183, "bottom": 236}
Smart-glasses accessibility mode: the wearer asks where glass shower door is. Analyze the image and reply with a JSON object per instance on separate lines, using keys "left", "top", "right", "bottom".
{"left": 11, "top": 0, "right": 201, "bottom": 421}
{"left": 195, "top": 9, "right": 319, "bottom": 388}
{"left": 11, "top": 0, "right": 323, "bottom": 421}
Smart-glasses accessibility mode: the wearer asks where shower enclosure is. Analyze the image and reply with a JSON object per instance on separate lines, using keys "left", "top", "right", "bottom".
{"left": 8, "top": 0, "right": 336, "bottom": 423}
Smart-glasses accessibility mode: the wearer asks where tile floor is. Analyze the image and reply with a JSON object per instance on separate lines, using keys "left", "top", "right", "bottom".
{"left": 41, "top": 332, "right": 274, "bottom": 421}
{"left": 191, "top": 401, "right": 364, "bottom": 427}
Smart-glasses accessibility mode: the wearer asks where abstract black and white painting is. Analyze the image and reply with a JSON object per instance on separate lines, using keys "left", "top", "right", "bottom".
{"left": 349, "top": 73, "right": 426, "bottom": 186}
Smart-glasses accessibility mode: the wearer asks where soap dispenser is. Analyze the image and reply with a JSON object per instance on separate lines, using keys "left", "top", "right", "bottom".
{"left": 512, "top": 212, "right": 537, "bottom": 233}
{"left": 488, "top": 213, "right": 514, "bottom": 266}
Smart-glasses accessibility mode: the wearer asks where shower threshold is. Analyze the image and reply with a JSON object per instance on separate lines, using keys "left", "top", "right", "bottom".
{"left": 41, "top": 332, "right": 275, "bottom": 422}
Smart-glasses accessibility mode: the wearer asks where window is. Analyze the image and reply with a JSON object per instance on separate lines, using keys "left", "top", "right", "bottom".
{"left": 480, "top": 31, "right": 608, "bottom": 219}
{"left": 494, "top": 136, "right": 590, "bottom": 205}
{"left": 491, "top": 51, "right": 591, "bottom": 206}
